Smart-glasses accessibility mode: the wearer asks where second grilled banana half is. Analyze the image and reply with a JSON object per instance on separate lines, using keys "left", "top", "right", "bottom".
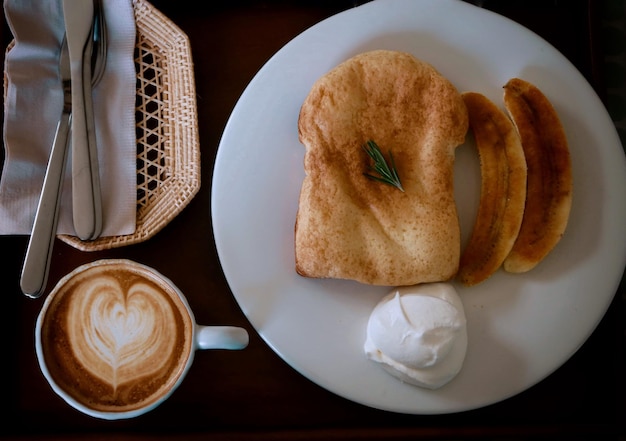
{"left": 503, "top": 78, "right": 573, "bottom": 273}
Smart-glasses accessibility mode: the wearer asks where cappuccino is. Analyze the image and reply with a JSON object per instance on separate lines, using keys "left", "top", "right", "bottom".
{"left": 38, "top": 260, "right": 193, "bottom": 414}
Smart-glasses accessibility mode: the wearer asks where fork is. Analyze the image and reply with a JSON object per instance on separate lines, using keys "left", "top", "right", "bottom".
{"left": 76, "top": 0, "right": 107, "bottom": 241}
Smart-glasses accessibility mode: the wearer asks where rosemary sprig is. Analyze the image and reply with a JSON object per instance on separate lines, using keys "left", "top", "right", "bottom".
{"left": 362, "top": 140, "right": 404, "bottom": 192}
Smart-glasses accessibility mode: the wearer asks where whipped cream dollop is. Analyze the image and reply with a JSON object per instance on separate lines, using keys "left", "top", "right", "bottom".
{"left": 364, "top": 283, "right": 467, "bottom": 389}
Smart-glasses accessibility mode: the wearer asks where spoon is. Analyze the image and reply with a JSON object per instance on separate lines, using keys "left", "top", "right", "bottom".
{"left": 20, "top": 9, "right": 108, "bottom": 298}
{"left": 20, "top": 38, "right": 72, "bottom": 299}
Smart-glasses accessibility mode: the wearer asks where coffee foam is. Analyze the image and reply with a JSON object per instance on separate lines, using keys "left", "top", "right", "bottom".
{"left": 40, "top": 261, "right": 193, "bottom": 413}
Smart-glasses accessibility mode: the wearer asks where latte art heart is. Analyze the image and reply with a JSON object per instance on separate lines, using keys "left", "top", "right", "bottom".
{"left": 39, "top": 260, "right": 195, "bottom": 414}
{"left": 68, "top": 275, "right": 178, "bottom": 390}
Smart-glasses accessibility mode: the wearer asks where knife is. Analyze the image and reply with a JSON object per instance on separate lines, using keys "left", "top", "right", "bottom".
{"left": 62, "top": 0, "right": 100, "bottom": 241}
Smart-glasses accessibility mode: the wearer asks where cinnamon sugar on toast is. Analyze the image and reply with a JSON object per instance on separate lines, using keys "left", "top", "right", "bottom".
{"left": 295, "top": 50, "right": 468, "bottom": 286}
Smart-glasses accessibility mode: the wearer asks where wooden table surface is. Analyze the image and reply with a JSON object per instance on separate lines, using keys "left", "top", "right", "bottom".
{"left": 1, "top": 1, "right": 624, "bottom": 439}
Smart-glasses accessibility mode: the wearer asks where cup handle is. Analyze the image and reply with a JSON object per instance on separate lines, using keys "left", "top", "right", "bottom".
{"left": 195, "top": 325, "right": 249, "bottom": 350}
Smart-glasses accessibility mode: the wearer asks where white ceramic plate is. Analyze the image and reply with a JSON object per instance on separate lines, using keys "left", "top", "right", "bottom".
{"left": 212, "top": 0, "right": 626, "bottom": 414}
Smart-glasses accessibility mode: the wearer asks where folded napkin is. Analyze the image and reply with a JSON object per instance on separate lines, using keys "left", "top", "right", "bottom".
{"left": 1, "top": 0, "right": 137, "bottom": 236}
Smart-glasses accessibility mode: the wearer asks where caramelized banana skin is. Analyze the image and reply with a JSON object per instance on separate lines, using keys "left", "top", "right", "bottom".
{"left": 503, "top": 78, "right": 573, "bottom": 273}
{"left": 457, "top": 92, "right": 527, "bottom": 286}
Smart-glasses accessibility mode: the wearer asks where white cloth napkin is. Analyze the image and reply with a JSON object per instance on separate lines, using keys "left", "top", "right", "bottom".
{"left": 1, "top": 0, "right": 136, "bottom": 236}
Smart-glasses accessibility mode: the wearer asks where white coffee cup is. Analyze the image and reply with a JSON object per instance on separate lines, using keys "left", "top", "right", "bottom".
{"left": 35, "top": 259, "right": 249, "bottom": 420}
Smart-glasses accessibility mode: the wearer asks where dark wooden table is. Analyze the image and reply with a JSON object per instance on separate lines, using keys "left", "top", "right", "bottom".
{"left": 1, "top": 1, "right": 624, "bottom": 439}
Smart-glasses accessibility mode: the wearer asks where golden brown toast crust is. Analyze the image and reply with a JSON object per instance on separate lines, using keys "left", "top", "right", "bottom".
{"left": 295, "top": 50, "right": 468, "bottom": 286}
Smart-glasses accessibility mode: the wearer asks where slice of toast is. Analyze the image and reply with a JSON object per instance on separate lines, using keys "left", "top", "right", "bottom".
{"left": 295, "top": 50, "right": 468, "bottom": 286}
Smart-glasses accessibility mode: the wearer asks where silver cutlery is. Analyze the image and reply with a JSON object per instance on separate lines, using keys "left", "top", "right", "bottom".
{"left": 84, "top": 0, "right": 107, "bottom": 240}
{"left": 63, "top": 0, "right": 101, "bottom": 241}
{"left": 92, "top": 0, "right": 107, "bottom": 87}
{"left": 20, "top": 5, "right": 108, "bottom": 298}
{"left": 20, "top": 39, "right": 73, "bottom": 298}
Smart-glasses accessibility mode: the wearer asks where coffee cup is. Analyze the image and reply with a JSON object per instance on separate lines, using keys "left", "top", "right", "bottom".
{"left": 35, "top": 259, "right": 249, "bottom": 420}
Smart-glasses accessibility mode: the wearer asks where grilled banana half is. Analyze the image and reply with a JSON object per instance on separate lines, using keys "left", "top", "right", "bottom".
{"left": 502, "top": 78, "right": 573, "bottom": 273}
{"left": 457, "top": 92, "right": 527, "bottom": 286}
